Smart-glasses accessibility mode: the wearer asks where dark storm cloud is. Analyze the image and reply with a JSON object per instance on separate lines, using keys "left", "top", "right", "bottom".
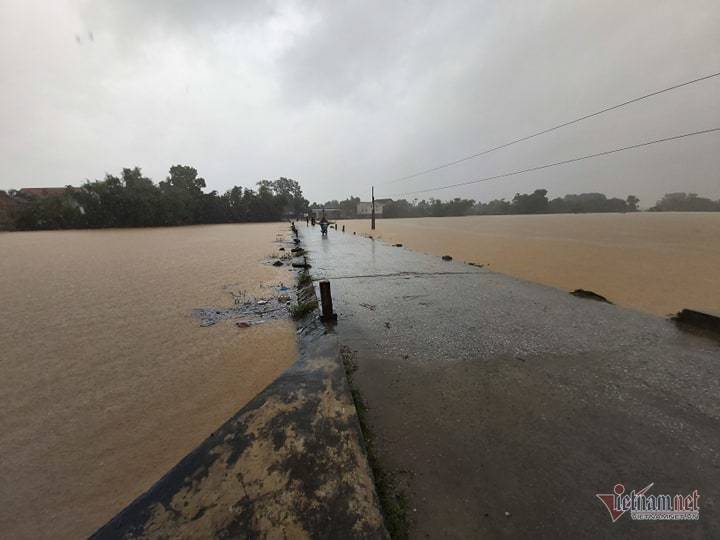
{"left": 1, "top": 0, "right": 718, "bottom": 206}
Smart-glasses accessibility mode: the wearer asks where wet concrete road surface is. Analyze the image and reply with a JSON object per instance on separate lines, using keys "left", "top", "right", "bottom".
{"left": 303, "top": 226, "right": 720, "bottom": 539}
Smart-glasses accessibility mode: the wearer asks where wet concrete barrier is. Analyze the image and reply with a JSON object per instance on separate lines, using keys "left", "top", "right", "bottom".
{"left": 319, "top": 280, "right": 338, "bottom": 322}
{"left": 93, "top": 233, "right": 387, "bottom": 539}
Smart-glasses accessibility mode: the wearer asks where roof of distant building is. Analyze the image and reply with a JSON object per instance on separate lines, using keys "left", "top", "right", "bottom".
{"left": 358, "top": 199, "right": 393, "bottom": 205}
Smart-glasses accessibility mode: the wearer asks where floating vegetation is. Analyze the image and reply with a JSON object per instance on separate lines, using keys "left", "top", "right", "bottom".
{"left": 193, "top": 287, "right": 295, "bottom": 328}
{"left": 298, "top": 270, "right": 313, "bottom": 288}
{"left": 289, "top": 299, "right": 318, "bottom": 320}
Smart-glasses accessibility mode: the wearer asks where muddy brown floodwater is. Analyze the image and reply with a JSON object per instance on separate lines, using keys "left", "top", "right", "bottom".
{"left": 343, "top": 212, "right": 720, "bottom": 317}
{"left": 0, "top": 224, "right": 298, "bottom": 539}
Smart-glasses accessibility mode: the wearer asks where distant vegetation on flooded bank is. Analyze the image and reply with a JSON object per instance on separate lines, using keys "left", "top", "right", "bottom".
{"left": 0, "top": 165, "right": 309, "bottom": 230}
{"left": 3, "top": 173, "right": 719, "bottom": 231}
{"left": 313, "top": 190, "right": 720, "bottom": 219}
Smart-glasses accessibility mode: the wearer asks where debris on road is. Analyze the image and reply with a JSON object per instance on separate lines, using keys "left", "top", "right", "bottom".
{"left": 673, "top": 308, "right": 720, "bottom": 334}
{"left": 193, "top": 293, "right": 294, "bottom": 327}
{"left": 570, "top": 289, "right": 612, "bottom": 304}
{"left": 292, "top": 260, "right": 312, "bottom": 269}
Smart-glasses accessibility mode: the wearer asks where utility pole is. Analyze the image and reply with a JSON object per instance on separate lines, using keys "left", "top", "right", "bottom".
{"left": 371, "top": 186, "right": 376, "bottom": 230}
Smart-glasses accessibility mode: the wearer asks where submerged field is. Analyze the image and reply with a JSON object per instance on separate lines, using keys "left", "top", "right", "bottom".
{"left": 343, "top": 212, "right": 720, "bottom": 317}
{"left": 0, "top": 224, "right": 298, "bottom": 539}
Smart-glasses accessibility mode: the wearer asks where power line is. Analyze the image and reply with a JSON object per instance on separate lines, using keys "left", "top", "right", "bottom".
{"left": 386, "top": 70, "right": 720, "bottom": 185}
{"left": 390, "top": 128, "right": 720, "bottom": 197}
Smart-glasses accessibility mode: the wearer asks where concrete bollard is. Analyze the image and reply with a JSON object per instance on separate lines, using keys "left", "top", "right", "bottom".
{"left": 319, "top": 280, "right": 337, "bottom": 322}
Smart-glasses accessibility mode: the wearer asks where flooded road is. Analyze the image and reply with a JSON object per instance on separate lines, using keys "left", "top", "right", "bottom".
{"left": 304, "top": 227, "right": 720, "bottom": 538}
{"left": 0, "top": 224, "right": 298, "bottom": 539}
{"left": 343, "top": 212, "right": 720, "bottom": 316}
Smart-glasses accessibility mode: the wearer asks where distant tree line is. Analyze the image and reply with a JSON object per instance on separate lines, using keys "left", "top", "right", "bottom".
{"left": 309, "top": 196, "right": 361, "bottom": 218}
{"left": 312, "top": 189, "right": 643, "bottom": 218}
{"left": 8, "top": 166, "right": 308, "bottom": 230}
{"left": 382, "top": 197, "right": 476, "bottom": 218}
{"left": 397, "top": 190, "right": 642, "bottom": 216}
{"left": 6, "top": 178, "right": 719, "bottom": 231}
{"left": 313, "top": 189, "right": 720, "bottom": 218}
{"left": 648, "top": 192, "right": 720, "bottom": 212}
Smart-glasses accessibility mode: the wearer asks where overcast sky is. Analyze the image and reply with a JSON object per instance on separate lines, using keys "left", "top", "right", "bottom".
{"left": 1, "top": 0, "right": 718, "bottom": 207}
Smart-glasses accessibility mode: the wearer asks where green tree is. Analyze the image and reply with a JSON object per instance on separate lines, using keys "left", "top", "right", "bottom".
{"left": 626, "top": 195, "right": 640, "bottom": 212}
{"left": 511, "top": 189, "right": 549, "bottom": 214}
{"left": 651, "top": 192, "right": 719, "bottom": 212}
{"left": 272, "top": 177, "right": 308, "bottom": 217}
{"left": 158, "top": 165, "right": 207, "bottom": 224}
{"left": 9, "top": 166, "right": 307, "bottom": 229}
{"left": 15, "top": 187, "right": 82, "bottom": 230}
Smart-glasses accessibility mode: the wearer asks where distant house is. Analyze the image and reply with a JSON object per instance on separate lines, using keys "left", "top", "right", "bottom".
{"left": 356, "top": 198, "right": 392, "bottom": 217}
{"left": 311, "top": 208, "right": 342, "bottom": 220}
